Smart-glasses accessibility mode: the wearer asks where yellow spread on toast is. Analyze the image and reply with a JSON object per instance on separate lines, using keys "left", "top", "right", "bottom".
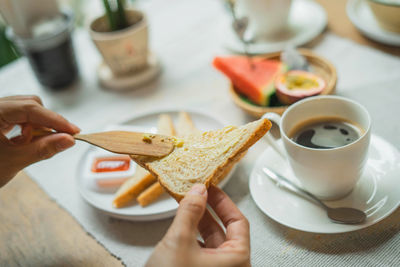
{"left": 142, "top": 133, "right": 153, "bottom": 143}
{"left": 157, "top": 125, "right": 246, "bottom": 182}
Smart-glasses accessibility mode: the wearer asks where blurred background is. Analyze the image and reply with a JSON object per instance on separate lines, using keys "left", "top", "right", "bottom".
{"left": 0, "top": 0, "right": 109, "bottom": 68}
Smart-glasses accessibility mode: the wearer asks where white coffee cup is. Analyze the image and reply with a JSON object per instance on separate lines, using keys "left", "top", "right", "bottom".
{"left": 235, "top": 0, "right": 293, "bottom": 39}
{"left": 262, "top": 96, "right": 371, "bottom": 200}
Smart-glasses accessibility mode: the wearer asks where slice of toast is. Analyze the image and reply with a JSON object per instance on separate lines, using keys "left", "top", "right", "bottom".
{"left": 136, "top": 112, "right": 200, "bottom": 206}
{"left": 176, "top": 111, "right": 241, "bottom": 187}
{"left": 112, "top": 167, "right": 155, "bottom": 208}
{"left": 137, "top": 182, "right": 165, "bottom": 206}
{"left": 176, "top": 111, "right": 200, "bottom": 137}
{"left": 113, "top": 114, "right": 175, "bottom": 208}
{"left": 131, "top": 118, "right": 271, "bottom": 201}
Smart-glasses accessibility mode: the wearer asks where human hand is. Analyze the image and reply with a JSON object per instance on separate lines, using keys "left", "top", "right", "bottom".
{"left": 146, "top": 184, "right": 250, "bottom": 267}
{"left": 0, "top": 95, "right": 80, "bottom": 187}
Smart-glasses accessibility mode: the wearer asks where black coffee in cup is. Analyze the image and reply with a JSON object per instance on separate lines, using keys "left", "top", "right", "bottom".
{"left": 289, "top": 117, "right": 364, "bottom": 149}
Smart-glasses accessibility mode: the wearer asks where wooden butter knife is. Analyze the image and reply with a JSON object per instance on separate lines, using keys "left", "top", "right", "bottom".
{"left": 33, "top": 129, "right": 175, "bottom": 157}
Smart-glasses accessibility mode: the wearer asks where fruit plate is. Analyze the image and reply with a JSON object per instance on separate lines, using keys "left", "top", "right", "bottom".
{"left": 229, "top": 49, "right": 337, "bottom": 117}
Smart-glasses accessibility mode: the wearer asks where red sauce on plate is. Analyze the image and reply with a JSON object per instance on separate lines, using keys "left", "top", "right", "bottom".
{"left": 91, "top": 156, "right": 131, "bottom": 173}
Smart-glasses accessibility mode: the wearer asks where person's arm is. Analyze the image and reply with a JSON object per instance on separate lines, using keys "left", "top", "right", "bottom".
{"left": 146, "top": 184, "right": 250, "bottom": 267}
{"left": 0, "top": 95, "right": 80, "bottom": 187}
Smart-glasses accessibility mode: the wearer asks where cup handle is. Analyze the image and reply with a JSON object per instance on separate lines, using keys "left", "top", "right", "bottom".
{"left": 261, "top": 113, "right": 286, "bottom": 159}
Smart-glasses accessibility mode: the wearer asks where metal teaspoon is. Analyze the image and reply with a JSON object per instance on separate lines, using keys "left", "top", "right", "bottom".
{"left": 226, "top": 0, "right": 254, "bottom": 69}
{"left": 262, "top": 167, "right": 367, "bottom": 224}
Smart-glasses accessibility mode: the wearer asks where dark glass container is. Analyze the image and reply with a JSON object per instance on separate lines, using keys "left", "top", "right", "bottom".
{"left": 7, "top": 11, "right": 78, "bottom": 90}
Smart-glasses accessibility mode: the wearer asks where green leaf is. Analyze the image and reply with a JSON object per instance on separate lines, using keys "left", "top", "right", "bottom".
{"left": 116, "top": 0, "right": 128, "bottom": 29}
{"left": 0, "top": 25, "right": 20, "bottom": 68}
{"left": 102, "top": 0, "right": 117, "bottom": 31}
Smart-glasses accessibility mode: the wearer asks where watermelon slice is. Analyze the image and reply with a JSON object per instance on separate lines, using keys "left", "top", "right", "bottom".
{"left": 213, "top": 56, "right": 287, "bottom": 106}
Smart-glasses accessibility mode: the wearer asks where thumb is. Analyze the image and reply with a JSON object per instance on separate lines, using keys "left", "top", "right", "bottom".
{"left": 166, "top": 184, "right": 208, "bottom": 242}
{"left": 21, "top": 133, "right": 75, "bottom": 165}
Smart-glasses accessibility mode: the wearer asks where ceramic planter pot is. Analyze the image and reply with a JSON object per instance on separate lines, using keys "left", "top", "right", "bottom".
{"left": 90, "top": 9, "right": 148, "bottom": 76}
{"left": 367, "top": 0, "right": 400, "bottom": 33}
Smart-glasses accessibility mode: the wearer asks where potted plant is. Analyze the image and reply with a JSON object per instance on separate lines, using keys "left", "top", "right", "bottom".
{"left": 90, "top": 0, "right": 149, "bottom": 76}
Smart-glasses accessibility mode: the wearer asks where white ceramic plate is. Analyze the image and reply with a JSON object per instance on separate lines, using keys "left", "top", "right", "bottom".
{"left": 225, "top": 0, "right": 327, "bottom": 54}
{"left": 76, "top": 109, "right": 233, "bottom": 221}
{"left": 249, "top": 134, "right": 400, "bottom": 233}
{"left": 347, "top": 0, "right": 400, "bottom": 46}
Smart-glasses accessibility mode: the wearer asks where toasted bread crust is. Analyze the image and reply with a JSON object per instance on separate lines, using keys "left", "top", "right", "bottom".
{"left": 113, "top": 168, "right": 156, "bottom": 208}
{"left": 132, "top": 118, "right": 272, "bottom": 202}
{"left": 176, "top": 111, "right": 200, "bottom": 137}
{"left": 211, "top": 150, "right": 247, "bottom": 186}
{"left": 137, "top": 182, "right": 165, "bottom": 207}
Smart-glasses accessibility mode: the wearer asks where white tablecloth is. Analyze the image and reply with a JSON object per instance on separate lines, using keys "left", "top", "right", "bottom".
{"left": 1, "top": 0, "right": 400, "bottom": 266}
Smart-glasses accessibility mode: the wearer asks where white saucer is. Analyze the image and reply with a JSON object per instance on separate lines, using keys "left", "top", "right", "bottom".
{"left": 76, "top": 109, "right": 234, "bottom": 221}
{"left": 97, "top": 53, "right": 161, "bottom": 91}
{"left": 249, "top": 134, "right": 400, "bottom": 233}
{"left": 225, "top": 0, "right": 327, "bottom": 54}
{"left": 347, "top": 0, "right": 400, "bottom": 46}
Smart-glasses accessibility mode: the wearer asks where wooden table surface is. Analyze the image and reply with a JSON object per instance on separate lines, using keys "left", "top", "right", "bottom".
{"left": 1, "top": 0, "right": 399, "bottom": 266}
{"left": 317, "top": 0, "right": 400, "bottom": 57}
